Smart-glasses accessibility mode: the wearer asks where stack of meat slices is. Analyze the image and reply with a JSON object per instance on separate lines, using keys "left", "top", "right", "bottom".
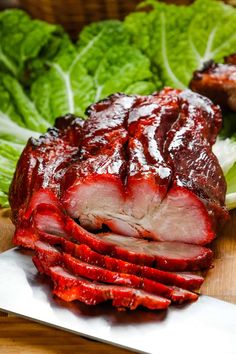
{"left": 9, "top": 88, "right": 228, "bottom": 311}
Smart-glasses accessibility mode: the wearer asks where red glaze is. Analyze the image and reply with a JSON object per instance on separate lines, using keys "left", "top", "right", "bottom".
{"left": 126, "top": 89, "right": 180, "bottom": 207}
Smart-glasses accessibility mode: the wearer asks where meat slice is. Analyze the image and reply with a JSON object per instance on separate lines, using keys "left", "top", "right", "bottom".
{"left": 32, "top": 204, "right": 213, "bottom": 271}
{"left": 9, "top": 114, "right": 83, "bottom": 223}
{"left": 33, "top": 241, "right": 62, "bottom": 275}
{"left": 38, "top": 232, "right": 204, "bottom": 290}
{"left": 189, "top": 60, "right": 236, "bottom": 112}
{"left": 12, "top": 189, "right": 67, "bottom": 249}
{"left": 49, "top": 266, "right": 171, "bottom": 310}
{"left": 33, "top": 241, "right": 198, "bottom": 303}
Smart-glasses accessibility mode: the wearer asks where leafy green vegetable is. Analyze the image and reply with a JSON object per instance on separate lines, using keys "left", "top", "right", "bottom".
{"left": 30, "top": 21, "right": 155, "bottom": 118}
{"left": 0, "top": 9, "right": 63, "bottom": 78}
{"left": 0, "top": 80, "right": 41, "bottom": 143}
{"left": 225, "top": 165, "right": 236, "bottom": 210}
{"left": 0, "top": 14, "right": 155, "bottom": 206}
{"left": 2, "top": 75, "right": 49, "bottom": 132}
{"left": 125, "top": 0, "right": 236, "bottom": 88}
{"left": 0, "top": 140, "right": 23, "bottom": 207}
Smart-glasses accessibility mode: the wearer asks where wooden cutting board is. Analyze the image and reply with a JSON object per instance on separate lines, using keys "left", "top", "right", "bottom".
{"left": 0, "top": 209, "right": 236, "bottom": 353}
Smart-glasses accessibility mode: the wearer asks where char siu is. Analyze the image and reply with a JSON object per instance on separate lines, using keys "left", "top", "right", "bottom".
{"left": 9, "top": 88, "right": 228, "bottom": 310}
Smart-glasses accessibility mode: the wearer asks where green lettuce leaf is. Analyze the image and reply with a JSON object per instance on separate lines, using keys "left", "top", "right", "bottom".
{"left": 0, "top": 79, "right": 41, "bottom": 143}
{"left": 225, "top": 163, "right": 236, "bottom": 210}
{"left": 30, "top": 21, "right": 155, "bottom": 118}
{"left": 0, "top": 140, "right": 23, "bottom": 207}
{"left": 0, "top": 9, "right": 63, "bottom": 78}
{"left": 2, "top": 75, "right": 49, "bottom": 132}
{"left": 125, "top": 0, "right": 236, "bottom": 88}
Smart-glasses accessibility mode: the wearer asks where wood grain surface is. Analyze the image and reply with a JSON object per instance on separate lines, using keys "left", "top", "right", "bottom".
{"left": 0, "top": 210, "right": 236, "bottom": 353}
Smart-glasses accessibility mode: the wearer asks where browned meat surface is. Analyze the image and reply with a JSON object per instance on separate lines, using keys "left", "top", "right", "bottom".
{"left": 189, "top": 60, "right": 236, "bottom": 112}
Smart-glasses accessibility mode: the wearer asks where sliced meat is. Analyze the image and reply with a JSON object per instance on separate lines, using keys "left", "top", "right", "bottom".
{"left": 32, "top": 204, "right": 213, "bottom": 271}
{"left": 33, "top": 241, "right": 62, "bottom": 275}
{"left": 189, "top": 60, "right": 236, "bottom": 112}
{"left": 49, "top": 265, "right": 171, "bottom": 310}
{"left": 62, "top": 89, "right": 227, "bottom": 244}
{"left": 9, "top": 115, "right": 83, "bottom": 223}
{"left": 63, "top": 254, "right": 198, "bottom": 303}
{"left": 12, "top": 192, "right": 67, "bottom": 249}
{"left": 33, "top": 241, "right": 198, "bottom": 303}
{"left": 38, "top": 232, "right": 204, "bottom": 290}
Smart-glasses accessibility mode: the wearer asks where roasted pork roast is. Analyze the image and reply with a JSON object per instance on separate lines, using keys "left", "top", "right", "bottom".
{"left": 9, "top": 88, "right": 228, "bottom": 310}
